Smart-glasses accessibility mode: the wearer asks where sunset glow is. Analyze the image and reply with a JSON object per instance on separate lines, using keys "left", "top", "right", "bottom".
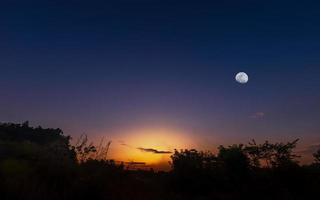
{"left": 108, "top": 127, "right": 194, "bottom": 168}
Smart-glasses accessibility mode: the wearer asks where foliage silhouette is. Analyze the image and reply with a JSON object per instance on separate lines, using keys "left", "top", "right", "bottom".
{"left": 1, "top": 122, "right": 320, "bottom": 200}
{"left": 244, "top": 139, "right": 300, "bottom": 168}
{"left": 313, "top": 149, "right": 320, "bottom": 164}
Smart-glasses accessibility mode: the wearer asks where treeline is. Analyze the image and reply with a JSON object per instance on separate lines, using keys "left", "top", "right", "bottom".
{"left": 0, "top": 122, "right": 320, "bottom": 200}
{"left": 170, "top": 141, "right": 320, "bottom": 199}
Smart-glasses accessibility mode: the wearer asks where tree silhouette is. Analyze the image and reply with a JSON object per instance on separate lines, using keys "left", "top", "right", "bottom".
{"left": 170, "top": 149, "right": 217, "bottom": 173}
{"left": 218, "top": 144, "right": 251, "bottom": 182}
{"left": 271, "top": 139, "right": 300, "bottom": 168}
{"left": 245, "top": 140, "right": 273, "bottom": 167}
{"left": 245, "top": 139, "right": 300, "bottom": 168}
{"left": 313, "top": 149, "right": 320, "bottom": 164}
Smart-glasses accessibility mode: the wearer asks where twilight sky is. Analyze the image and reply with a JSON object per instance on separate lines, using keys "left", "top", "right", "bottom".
{"left": 1, "top": 0, "right": 320, "bottom": 167}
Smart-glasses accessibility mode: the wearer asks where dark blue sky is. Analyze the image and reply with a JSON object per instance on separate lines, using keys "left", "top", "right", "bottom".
{"left": 1, "top": 0, "right": 320, "bottom": 150}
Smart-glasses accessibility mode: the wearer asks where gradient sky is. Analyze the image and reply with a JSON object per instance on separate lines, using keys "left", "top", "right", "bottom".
{"left": 1, "top": 0, "right": 320, "bottom": 167}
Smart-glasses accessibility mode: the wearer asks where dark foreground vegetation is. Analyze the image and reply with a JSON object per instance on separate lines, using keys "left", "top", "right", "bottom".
{"left": 1, "top": 122, "right": 320, "bottom": 200}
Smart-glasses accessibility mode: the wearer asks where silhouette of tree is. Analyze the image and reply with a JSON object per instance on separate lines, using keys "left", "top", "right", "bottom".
{"left": 271, "top": 139, "right": 300, "bottom": 168}
{"left": 245, "top": 139, "right": 300, "bottom": 168}
{"left": 218, "top": 144, "right": 251, "bottom": 181}
{"left": 313, "top": 149, "right": 320, "bottom": 164}
{"left": 0, "top": 122, "right": 76, "bottom": 163}
{"left": 170, "top": 149, "right": 217, "bottom": 173}
{"left": 170, "top": 149, "right": 218, "bottom": 194}
{"left": 22, "top": 121, "right": 29, "bottom": 128}
{"left": 245, "top": 139, "right": 272, "bottom": 167}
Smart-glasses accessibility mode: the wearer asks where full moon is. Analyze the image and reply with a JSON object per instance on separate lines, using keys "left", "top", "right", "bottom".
{"left": 235, "top": 72, "right": 249, "bottom": 84}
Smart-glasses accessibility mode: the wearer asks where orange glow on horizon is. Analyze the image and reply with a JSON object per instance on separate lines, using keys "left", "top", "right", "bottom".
{"left": 107, "top": 127, "right": 195, "bottom": 168}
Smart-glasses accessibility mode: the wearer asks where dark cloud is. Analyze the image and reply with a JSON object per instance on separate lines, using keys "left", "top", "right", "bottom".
{"left": 118, "top": 141, "right": 133, "bottom": 148}
{"left": 119, "top": 141, "right": 172, "bottom": 154}
{"left": 137, "top": 147, "right": 172, "bottom": 154}
{"left": 125, "top": 161, "right": 146, "bottom": 165}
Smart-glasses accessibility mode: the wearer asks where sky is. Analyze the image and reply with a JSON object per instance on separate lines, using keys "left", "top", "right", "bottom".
{"left": 1, "top": 0, "right": 320, "bottom": 169}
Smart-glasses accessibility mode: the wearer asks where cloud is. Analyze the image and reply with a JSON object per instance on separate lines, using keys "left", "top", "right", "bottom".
{"left": 119, "top": 141, "right": 172, "bottom": 154}
{"left": 118, "top": 141, "right": 134, "bottom": 148}
{"left": 137, "top": 147, "right": 172, "bottom": 154}
{"left": 125, "top": 161, "right": 146, "bottom": 165}
{"left": 250, "top": 112, "right": 265, "bottom": 119}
